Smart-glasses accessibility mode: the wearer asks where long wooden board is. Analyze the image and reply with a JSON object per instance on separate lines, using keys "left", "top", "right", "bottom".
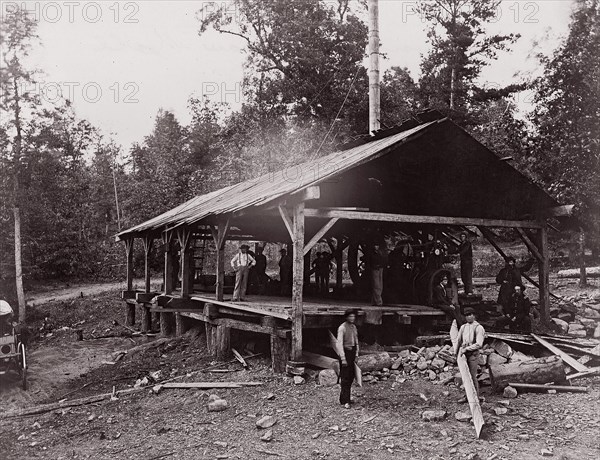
{"left": 457, "top": 353, "right": 485, "bottom": 438}
{"left": 191, "top": 295, "right": 290, "bottom": 320}
{"left": 531, "top": 334, "right": 588, "bottom": 373}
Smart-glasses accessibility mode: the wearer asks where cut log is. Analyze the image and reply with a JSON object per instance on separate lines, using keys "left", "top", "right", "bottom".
{"left": 160, "top": 382, "right": 262, "bottom": 390}
{"left": 489, "top": 355, "right": 567, "bottom": 392}
{"left": 457, "top": 353, "right": 484, "bottom": 438}
{"left": 508, "top": 382, "right": 588, "bottom": 393}
{"left": 531, "top": 334, "right": 588, "bottom": 372}
{"left": 0, "top": 387, "right": 145, "bottom": 419}
{"left": 356, "top": 352, "right": 392, "bottom": 372}
{"left": 302, "top": 351, "right": 338, "bottom": 369}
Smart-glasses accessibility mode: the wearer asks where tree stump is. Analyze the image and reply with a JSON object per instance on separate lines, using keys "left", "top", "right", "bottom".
{"left": 489, "top": 355, "right": 567, "bottom": 392}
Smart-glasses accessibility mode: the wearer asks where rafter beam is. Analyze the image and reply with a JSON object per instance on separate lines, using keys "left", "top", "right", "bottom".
{"left": 303, "top": 218, "right": 339, "bottom": 256}
{"left": 304, "top": 209, "right": 541, "bottom": 229}
{"left": 516, "top": 228, "right": 543, "bottom": 262}
{"left": 278, "top": 205, "right": 294, "bottom": 239}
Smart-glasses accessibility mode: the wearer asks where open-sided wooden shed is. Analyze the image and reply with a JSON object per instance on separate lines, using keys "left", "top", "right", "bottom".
{"left": 116, "top": 112, "right": 570, "bottom": 372}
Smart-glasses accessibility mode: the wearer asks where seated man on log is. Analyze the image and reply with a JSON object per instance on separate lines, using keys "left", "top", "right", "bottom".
{"left": 455, "top": 307, "right": 485, "bottom": 403}
{"left": 334, "top": 309, "right": 359, "bottom": 409}
{"left": 231, "top": 244, "right": 256, "bottom": 301}
{"left": 432, "top": 274, "right": 461, "bottom": 322}
{"left": 495, "top": 285, "right": 532, "bottom": 333}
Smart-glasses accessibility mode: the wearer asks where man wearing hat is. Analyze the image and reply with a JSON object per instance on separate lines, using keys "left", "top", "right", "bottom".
{"left": 455, "top": 307, "right": 485, "bottom": 402}
{"left": 496, "top": 285, "right": 532, "bottom": 333}
{"left": 231, "top": 244, "right": 256, "bottom": 301}
{"left": 458, "top": 232, "right": 474, "bottom": 295}
{"left": 334, "top": 309, "right": 359, "bottom": 408}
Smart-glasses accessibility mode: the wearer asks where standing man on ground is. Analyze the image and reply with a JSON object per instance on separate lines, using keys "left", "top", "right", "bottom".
{"left": 455, "top": 307, "right": 485, "bottom": 402}
{"left": 335, "top": 309, "right": 359, "bottom": 409}
{"left": 231, "top": 244, "right": 256, "bottom": 301}
{"left": 458, "top": 232, "right": 474, "bottom": 295}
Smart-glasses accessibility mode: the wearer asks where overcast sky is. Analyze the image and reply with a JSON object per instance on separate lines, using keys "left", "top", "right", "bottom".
{"left": 9, "top": 0, "right": 574, "bottom": 151}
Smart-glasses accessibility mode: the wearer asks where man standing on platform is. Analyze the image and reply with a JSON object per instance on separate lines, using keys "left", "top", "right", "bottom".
{"left": 458, "top": 232, "right": 474, "bottom": 295}
{"left": 367, "top": 241, "right": 388, "bottom": 306}
{"left": 253, "top": 246, "right": 268, "bottom": 294}
{"left": 231, "top": 244, "right": 256, "bottom": 301}
{"left": 455, "top": 307, "right": 485, "bottom": 403}
{"left": 335, "top": 309, "right": 359, "bottom": 409}
{"left": 279, "top": 248, "right": 293, "bottom": 296}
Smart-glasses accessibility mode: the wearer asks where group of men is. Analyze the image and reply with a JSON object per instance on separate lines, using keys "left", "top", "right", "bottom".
{"left": 312, "top": 251, "right": 333, "bottom": 295}
{"left": 229, "top": 244, "right": 295, "bottom": 301}
{"left": 334, "top": 306, "right": 486, "bottom": 408}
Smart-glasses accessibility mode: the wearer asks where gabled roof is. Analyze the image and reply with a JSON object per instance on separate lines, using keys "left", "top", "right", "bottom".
{"left": 117, "top": 113, "right": 562, "bottom": 241}
{"left": 117, "top": 118, "right": 442, "bottom": 240}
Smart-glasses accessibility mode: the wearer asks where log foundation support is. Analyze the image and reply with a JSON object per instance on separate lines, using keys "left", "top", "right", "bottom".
{"left": 125, "top": 302, "right": 135, "bottom": 327}
{"left": 216, "top": 325, "right": 231, "bottom": 360}
{"left": 140, "top": 304, "right": 151, "bottom": 332}
{"left": 160, "top": 312, "right": 175, "bottom": 336}
{"left": 271, "top": 332, "right": 291, "bottom": 374}
{"left": 175, "top": 313, "right": 189, "bottom": 336}
{"left": 205, "top": 323, "right": 217, "bottom": 356}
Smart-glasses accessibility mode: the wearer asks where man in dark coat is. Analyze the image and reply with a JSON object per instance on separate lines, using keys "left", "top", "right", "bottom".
{"left": 366, "top": 241, "right": 388, "bottom": 306}
{"left": 495, "top": 256, "right": 533, "bottom": 311}
{"left": 279, "top": 249, "right": 293, "bottom": 296}
{"left": 253, "top": 246, "right": 268, "bottom": 294}
{"left": 496, "top": 285, "right": 532, "bottom": 333}
{"left": 432, "top": 275, "right": 461, "bottom": 322}
{"left": 458, "top": 232, "right": 474, "bottom": 295}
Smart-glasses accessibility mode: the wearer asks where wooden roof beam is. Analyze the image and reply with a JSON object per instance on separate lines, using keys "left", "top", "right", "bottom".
{"left": 304, "top": 209, "right": 542, "bottom": 229}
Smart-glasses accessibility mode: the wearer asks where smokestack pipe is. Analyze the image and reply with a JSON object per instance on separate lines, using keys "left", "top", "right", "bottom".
{"left": 368, "top": 0, "right": 380, "bottom": 134}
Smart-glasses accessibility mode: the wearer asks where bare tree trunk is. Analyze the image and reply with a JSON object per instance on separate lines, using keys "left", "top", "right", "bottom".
{"left": 12, "top": 77, "right": 26, "bottom": 322}
{"left": 14, "top": 206, "right": 26, "bottom": 322}
{"left": 579, "top": 230, "right": 587, "bottom": 287}
{"left": 450, "top": 67, "right": 456, "bottom": 109}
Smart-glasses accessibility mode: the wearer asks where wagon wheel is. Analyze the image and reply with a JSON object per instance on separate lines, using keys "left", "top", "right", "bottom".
{"left": 348, "top": 240, "right": 368, "bottom": 289}
{"left": 18, "top": 342, "right": 27, "bottom": 391}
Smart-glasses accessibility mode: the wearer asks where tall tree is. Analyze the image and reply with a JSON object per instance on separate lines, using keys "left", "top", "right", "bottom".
{"left": 0, "top": 5, "right": 39, "bottom": 321}
{"left": 529, "top": 0, "right": 600, "bottom": 244}
{"left": 418, "top": 0, "right": 520, "bottom": 123}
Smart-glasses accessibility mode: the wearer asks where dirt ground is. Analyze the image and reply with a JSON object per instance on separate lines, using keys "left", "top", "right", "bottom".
{"left": 1, "top": 282, "right": 599, "bottom": 460}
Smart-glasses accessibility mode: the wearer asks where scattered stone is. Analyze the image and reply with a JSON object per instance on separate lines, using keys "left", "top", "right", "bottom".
{"left": 493, "top": 407, "right": 508, "bottom": 416}
{"left": 428, "top": 370, "right": 437, "bottom": 380}
{"left": 421, "top": 410, "right": 447, "bottom": 422}
{"left": 293, "top": 376, "right": 305, "bottom": 385}
{"left": 416, "top": 360, "right": 428, "bottom": 371}
{"left": 431, "top": 358, "right": 446, "bottom": 370}
{"left": 87, "top": 414, "right": 96, "bottom": 422}
{"left": 391, "top": 358, "right": 403, "bottom": 370}
{"left": 265, "top": 393, "right": 275, "bottom": 400}
{"left": 594, "top": 324, "right": 600, "bottom": 339}
{"left": 568, "top": 329, "right": 587, "bottom": 338}
{"left": 551, "top": 318, "right": 569, "bottom": 333}
{"left": 208, "top": 394, "right": 221, "bottom": 403}
{"left": 32, "top": 422, "right": 41, "bottom": 429}
{"left": 455, "top": 411, "right": 472, "bottom": 422}
{"left": 311, "top": 433, "right": 320, "bottom": 439}
{"left": 540, "top": 448, "right": 554, "bottom": 456}
{"left": 497, "top": 400, "right": 510, "bottom": 407}
{"left": 256, "top": 415, "right": 277, "bottom": 429}
{"left": 438, "top": 372, "right": 454, "bottom": 385}
{"left": 214, "top": 441, "right": 228, "bottom": 448}
{"left": 318, "top": 369, "right": 338, "bottom": 386}
{"left": 329, "top": 425, "right": 339, "bottom": 431}
{"left": 208, "top": 397, "right": 228, "bottom": 412}
{"left": 260, "top": 429, "right": 273, "bottom": 442}
{"left": 503, "top": 386, "right": 518, "bottom": 399}
{"left": 151, "top": 385, "right": 162, "bottom": 395}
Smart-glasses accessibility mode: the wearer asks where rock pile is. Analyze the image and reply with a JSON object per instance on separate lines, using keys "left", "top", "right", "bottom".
{"left": 550, "top": 291, "right": 600, "bottom": 338}
{"left": 362, "top": 346, "right": 457, "bottom": 384}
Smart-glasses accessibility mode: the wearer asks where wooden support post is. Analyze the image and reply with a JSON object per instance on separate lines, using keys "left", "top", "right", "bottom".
{"left": 263, "top": 317, "right": 290, "bottom": 373}
{"left": 291, "top": 202, "right": 305, "bottom": 362}
{"left": 537, "top": 225, "right": 550, "bottom": 325}
{"left": 151, "top": 312, "right": 160, "bottom": 331}
{"left": 177, "top": 227, "right": 192, "bottom": 299}
{"left": 163, "top": 231, "right": 175, "bottom": 295}
{"left": 125, "top": 301, "right": 135, "bottom": 327}
{"left": 175, "top": 313, "right": 188, "bottom": 336}
{"left": 160, "top": 312, "right": 174, "bottom": 336}
{"left": 516, "top": 228, "right": 543, "bottom": 262}
{"left": 211, "top": 220, "right": 230, "bottom": 301}
{"left": 140, "top": 305, "right": 151, "bottom": 333}
{"left": 142, "top": 235, "right": 154, "bottom": 293}
{"left": 204, "top": 303, "right": 218, "bottom": 356}
{"left": 216, "top": 325, "right": 231, "bottom": 360}
{"left": 124, "top": 237, "right": 134, "bottom": 291}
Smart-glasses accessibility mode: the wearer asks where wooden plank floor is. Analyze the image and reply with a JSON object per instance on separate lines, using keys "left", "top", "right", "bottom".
{"left": 191, "top": 294, "right": 444, "bottom": 320}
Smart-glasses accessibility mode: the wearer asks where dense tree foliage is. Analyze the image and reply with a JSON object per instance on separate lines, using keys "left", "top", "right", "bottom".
{"left": 1, "top": 0, "right": 598, "bottom": 305}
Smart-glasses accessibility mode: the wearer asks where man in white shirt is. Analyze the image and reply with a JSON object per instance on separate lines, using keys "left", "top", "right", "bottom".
{"left": 455, "top": 307, "right": 485, "bottom": 402}
{"left": 335, "top": 309, "right": 359, "bottom": 408}
{"left": 231, "top": 244, "right": 256, "bottom": 301}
